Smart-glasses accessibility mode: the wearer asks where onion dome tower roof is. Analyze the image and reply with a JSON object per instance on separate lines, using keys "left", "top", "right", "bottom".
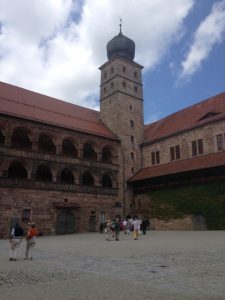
{"left": 106, "top": 24, "right": 135, "bottom": 61}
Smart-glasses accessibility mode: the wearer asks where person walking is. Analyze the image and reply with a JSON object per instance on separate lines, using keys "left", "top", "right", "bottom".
{"left": 9, "top": 223, "right": 24, "bottom": 261}
{"left": 132, "top": 217, "right": 140, "bottom": 240}
{"left": 25, "top": 223, "right": 38, "bottom": 260}
{"left": 114, "top": 218, "right": 120, "bottom": 241}
{"left": 141, "top": 219, "right": 150, "bottom": 235}
{"left": 105, "top": 219, "right": 112, "bottom": 241}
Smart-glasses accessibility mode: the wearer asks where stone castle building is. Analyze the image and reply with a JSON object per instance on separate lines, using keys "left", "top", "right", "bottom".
{"left": 0, "top": 28, "right": 225, "bottom": 237}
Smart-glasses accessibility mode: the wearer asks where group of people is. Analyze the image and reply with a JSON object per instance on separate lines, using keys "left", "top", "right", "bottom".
{"left": 9, "top": 222, "right": 38, "bottom": 261}
{"left": 101, "top": 217, "right": 150, "bottom": 241}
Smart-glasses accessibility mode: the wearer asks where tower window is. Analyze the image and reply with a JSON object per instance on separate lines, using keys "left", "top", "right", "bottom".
{"left": 104, "top": 72, "right": 107, "bottom": 79}
{"left": 111, "top": 67, "right": 114, "bottom": 74}
{"left": 131, "top": 135, "right": 134, "bottom": 143}
{"left": 122, "top": 82, "right": 126, "bottom": 88}
{"left": 134, "top": 86, "right": 138, "bottom": 92}
{"left": 131, "top": 167, "right": 134, "bottom": 173}
{"left": 122, "top": 66, "right": 126, "bottom": 73}
{"left": 104, "top": 87, "right": 107, "bottom": 93}
{"left": 131, "top": 152, "right": 134, "bottom": 159}
{"left": 111, "top": 82, "right": 114, "bottom": 89}
{"left": 130, "top": 105, "right": 133, "bottom": 111}
{"left": 130, "top": 120, "right": 134, "bottom": 128}
{"left": 134, "top": 71, "right": 137, "bottom": 78}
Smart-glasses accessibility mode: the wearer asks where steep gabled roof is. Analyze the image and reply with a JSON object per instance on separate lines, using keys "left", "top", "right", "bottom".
{"left": 0, "top": 81, "right": 116, "bottom": 139}
{"left": 144, "top": 92, "right": 225, "bottom": 143}
{"left": 129, "top": 151, "right": 225, "bottom": 183}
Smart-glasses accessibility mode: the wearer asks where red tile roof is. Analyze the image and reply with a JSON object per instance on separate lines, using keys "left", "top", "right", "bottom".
{"left": 144, "top": 92, "right": 225, "bottom": 143}
{"left": 129, "top": 151, "right": 225, "bottom": 182}
{"left": 0, "top": 81, "right": 116, "bottom": 139}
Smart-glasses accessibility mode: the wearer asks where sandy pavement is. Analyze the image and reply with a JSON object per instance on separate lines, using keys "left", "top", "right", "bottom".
{"left": 0, "top": 231, "right": 225, "bottom": 300}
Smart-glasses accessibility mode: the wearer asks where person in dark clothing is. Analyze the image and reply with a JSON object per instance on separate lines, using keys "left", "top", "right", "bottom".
{"left": 9, "top": 223, "right": 24, "bottom": 261}
{"left": 99, "top": 221, "right": 104, "bottom": 234}
{"left": 114, "top": 218, "right": 120, "bottom": 241}
{"left": 141, "top": 219, "right": 150, "bottom": 235}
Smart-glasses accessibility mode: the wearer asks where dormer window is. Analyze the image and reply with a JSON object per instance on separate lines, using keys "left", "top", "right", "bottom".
{"left": 198, "top": 111, "right": 220, "bottom": 121}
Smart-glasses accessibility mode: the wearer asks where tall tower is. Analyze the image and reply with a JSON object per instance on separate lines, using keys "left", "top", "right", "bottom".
{"left": 99, "top": 26, "right": 144, "bottom": 216}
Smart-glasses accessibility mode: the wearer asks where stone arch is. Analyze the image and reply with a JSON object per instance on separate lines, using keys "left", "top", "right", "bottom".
{"left": 102, "top": 145, "right": 114, "bottom": 163}
{"left": 62, "top": 138, "right": 78, "bottom": 158}
{"left": 11, "top": 127, "right": 32, "bottom": 150}
{"left": 36, "top": 164, "right": 52, "bottom": 181}
{"left": 8, "top": 160, "right": 27, "bottom": 179}
{"left": 83, "top": 141, "right": 97, "bottom": 161}
{"left": 60, "top": 167, "right": 75, "bottom": 184}
{"left": 82, "top": 170, "right": 95, "bottom": 186}
{"left": 38, "top": 133, "right": 56, "bottom": 154}
{"left": 101, "top": 172, "right": 113, "bottom": 188}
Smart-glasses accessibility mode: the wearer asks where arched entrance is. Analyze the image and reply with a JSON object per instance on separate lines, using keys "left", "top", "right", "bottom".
{"left": 56, "top": 209, "right": 75, "bottom": 234}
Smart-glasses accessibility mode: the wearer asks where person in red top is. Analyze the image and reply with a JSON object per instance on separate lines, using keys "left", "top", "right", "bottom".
{"left": 25, "top": 223, "right": 38, "bottom": 260}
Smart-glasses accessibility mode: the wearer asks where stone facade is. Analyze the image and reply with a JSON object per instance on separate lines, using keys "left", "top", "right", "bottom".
{"left": 99, "top": 57, "right": 144, "bottom": 213}
{"left": 0, "top": 114, "right": 120, "bottom": 237}
{"left": 142, "top": 120, "right": 225, "bottom": 168}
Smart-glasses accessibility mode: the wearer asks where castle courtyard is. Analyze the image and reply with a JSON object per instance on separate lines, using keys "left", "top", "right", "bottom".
{"left": 0, "top": 231, "right": 225, "bottom": 300}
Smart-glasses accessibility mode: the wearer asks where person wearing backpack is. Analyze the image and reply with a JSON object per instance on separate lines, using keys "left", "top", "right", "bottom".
{"left": 9, "top": 223, "right": 24, "bottom": 261}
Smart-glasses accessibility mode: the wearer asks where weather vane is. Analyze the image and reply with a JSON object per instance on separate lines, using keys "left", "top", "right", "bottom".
{"left": 119, "top": 17, "right": 122, "bottom": 33}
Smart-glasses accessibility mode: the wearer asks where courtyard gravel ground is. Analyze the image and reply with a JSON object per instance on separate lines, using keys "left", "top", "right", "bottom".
{"left": 0, "top": 231, "right": 225, "bottom": 300}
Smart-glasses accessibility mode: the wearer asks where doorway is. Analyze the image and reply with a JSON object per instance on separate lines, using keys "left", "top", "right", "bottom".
{"left": 56, "top": 209, "right": 75, "bottom": 234}
{"left": 89, "top": 215, "right": 96, "bottom": 232}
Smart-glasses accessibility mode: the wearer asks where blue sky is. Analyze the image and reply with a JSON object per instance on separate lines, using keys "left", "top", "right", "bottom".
{"left": 143, "top": 0, "right": 225, "bottom": 123}
{"left": 0, "top": 0, "right": 225, "bottom": 124}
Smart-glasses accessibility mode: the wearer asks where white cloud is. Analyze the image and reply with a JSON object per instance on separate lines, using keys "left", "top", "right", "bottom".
{"left": 0, "top": 0, "right": 194, "bottom": 109}
{"left": 180, "top": 0, "right": 225, "bottom": 79}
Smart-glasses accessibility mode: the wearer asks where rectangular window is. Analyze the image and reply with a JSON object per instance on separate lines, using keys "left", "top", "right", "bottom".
{"left": 151, "top": 152, "right": 155, "bottom": 165}
{"left": 170, "top": 147, "right": 175, "bottom": 161}
{"left": 99, "top": 212, "right": 105, "bottom": 224}
{"left": 170, "top": 145, "right": 180, "bottom": 161}
{"left": 131, "top": 135, "right": 134, "bottom": 143}
{"left": 151, "top": 151, "right": 160, "bottom": 165}
{"left": 22, "top": 209, "right": 30, "bottom": 222}
{"left": 217, "top": 134, "right": 224, "bottom": 151}
{"left": 192, "top": 139, "right": 204, "bottom": 157}
{"left": 175, "top": 145, "right": 180, "bottom": 159}
{"left": 198, "top": 139, "right": 203, "bottom": 154}
{"left": 192, "top": 141, "right": 197, "bottom": 157}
